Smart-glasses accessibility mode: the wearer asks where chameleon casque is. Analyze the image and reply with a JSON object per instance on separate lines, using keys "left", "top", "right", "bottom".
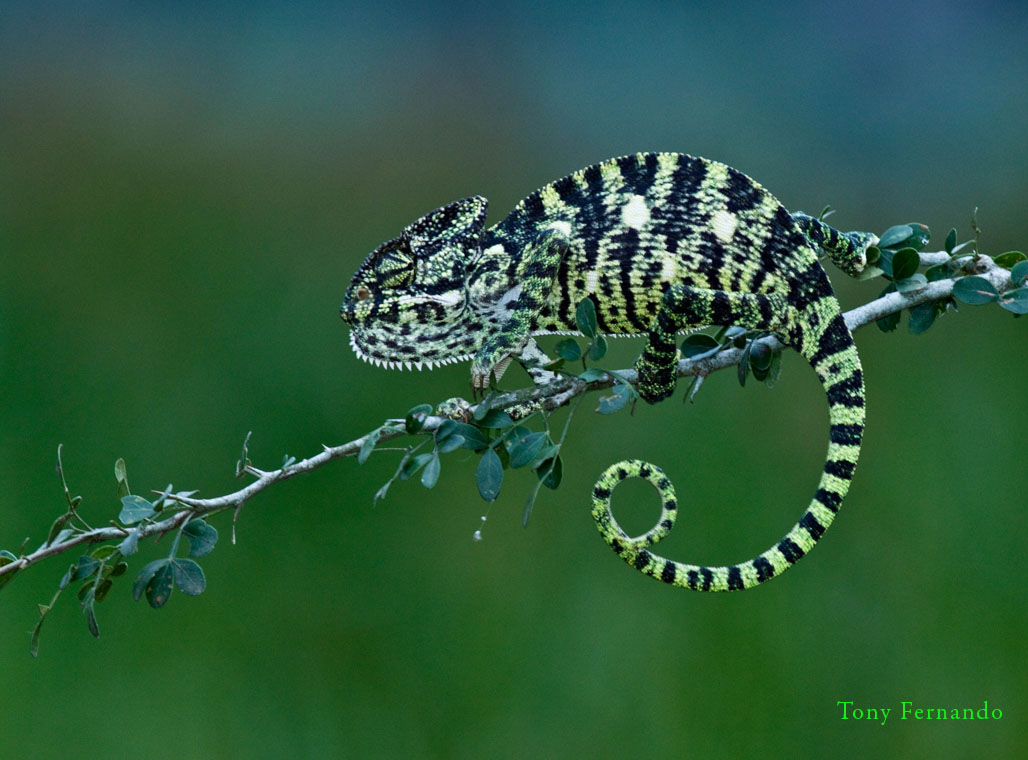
{"left": 341, "top": 152, "right": 876, "bottom": 591}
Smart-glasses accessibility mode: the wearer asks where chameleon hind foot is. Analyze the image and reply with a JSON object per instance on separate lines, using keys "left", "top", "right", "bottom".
{"left": 634, "top": 285, "right": 793, "bottom": 404}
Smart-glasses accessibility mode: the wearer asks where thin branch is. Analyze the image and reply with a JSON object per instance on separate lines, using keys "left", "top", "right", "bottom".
{"left": 0, "top": 252, "right": 1017, "bottom": 581}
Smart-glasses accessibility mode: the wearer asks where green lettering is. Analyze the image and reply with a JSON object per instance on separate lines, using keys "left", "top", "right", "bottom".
{"left": 901, "top": 701, "right": 912, "bottom": 719}
{"left": 837, "top": 700, "right": 853, "bottom": 719}
{"left": 992, "top": 707, "right": 1002, "bottom": 719}
{"left": 977, "top": 700, "right": 989, "bottom": 719}
{"left": 914, "top": 708, "right": 924, "bottom": 719}
{"left": 962, "top": 708, "right": 973, "bottom": 719}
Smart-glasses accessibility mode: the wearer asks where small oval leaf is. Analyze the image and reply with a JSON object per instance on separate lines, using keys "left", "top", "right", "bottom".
{"left": 476, "top": 449, "right": 503, "bottom": 502}
{"left": 404, "top": 404, "right": 433, "bottom": 434}
{"left": 952, "top": 276, "right": 998, "bottom": 305}
{"left": 944, "top": 228, "right": 957, "bottom": 255}
{"left": 172, "top": 559, "right": 206, "bottom": 596}
{"left": 877, "top": 224, "right": 913, "bottom": 249}
{"left": 891, "top": 248, "right": 921, "bottom": 280}
{"left": 993, "top": 251, "right": 1026, "bottom": 269}
{"left": 509, "top": 432, "right": 547, "bottom": 469}
{"left": 575, "top": 298, "right": 598, "bottom": 338}
{"left": 895, "top": 273, "right": 928, "bottom": 293}
{"left": 421, "top": 454, "right": 441, "bottom": 489}
{"left": 555, "top": 339, "right": 582, "bottom": 361}
{"left": 998, "top": 287, "right": 1028, "bottom": 314}
{"left": 119, "top": 495, "right": 155, "bottom": 526}
{"left": 183, "top": 519, "right": 219, "bottom": 558}
{"left": 1009, "top": 260, "right": 1028, "bottom": 287}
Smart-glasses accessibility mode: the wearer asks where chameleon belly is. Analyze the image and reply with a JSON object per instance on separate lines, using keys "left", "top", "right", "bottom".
{"left": 341, "top": 152, "right": 874, "bottom": 591}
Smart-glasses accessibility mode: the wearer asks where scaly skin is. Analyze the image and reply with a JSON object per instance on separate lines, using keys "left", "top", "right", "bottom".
{"left": 341, "top": 152, "right": 876, "bottom": 590}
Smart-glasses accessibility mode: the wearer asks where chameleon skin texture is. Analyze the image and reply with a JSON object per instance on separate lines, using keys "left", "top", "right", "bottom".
{"left": 342, "top": 152, "right": 873, "bottom": 591}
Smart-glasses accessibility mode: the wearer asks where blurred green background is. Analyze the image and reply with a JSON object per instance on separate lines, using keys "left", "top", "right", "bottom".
{"left": 2, "top": 2, "right": 1026, "bottom": 757}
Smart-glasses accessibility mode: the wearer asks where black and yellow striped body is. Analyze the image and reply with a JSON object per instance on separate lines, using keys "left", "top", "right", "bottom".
{"left": 341, "top": 152, "right": 875, "bottom": 591}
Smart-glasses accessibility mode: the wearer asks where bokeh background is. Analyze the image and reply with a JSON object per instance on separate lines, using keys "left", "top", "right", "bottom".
{"left": 2, "top": 2, "right": 1026, "bottom": 757}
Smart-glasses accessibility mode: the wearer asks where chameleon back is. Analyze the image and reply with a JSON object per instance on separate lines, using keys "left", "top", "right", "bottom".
{"left": 480, "top": 152, "right": 828, "bottom": 341}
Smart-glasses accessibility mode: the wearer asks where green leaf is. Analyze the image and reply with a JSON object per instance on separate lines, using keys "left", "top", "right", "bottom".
{"left": 1010, "top": 260, "right": 1028, "bottom": 287}
{"left": 578, "top": 368, "right": 609, "bottom": 383}
{"left": 172, "top": 559, "right": 206, "bottom": 596}
{"left": 876, "top": 283, "right": 900, "bottom": 332}
{"left": 119, "top": 495, "right": 155, "bottom": 525}
{"left": 421, "top": 454, "right": 441, "bottom": 488}
{"left": 508, "top": 432, "right": 547, "bottom": 469}
{"left": 952, "top": 276, "right": 998, "bottom": 305}
{"left": 476, "top": 449, "right": 503, "bottom": 502}
{"left": 434, "top": 419, "right": 458, "bottom": 441}
{"left": 472, "top": 392, "right": 496, "bottom": 421}
{"left": 681, "top": 333, "right": 720, "bottom": 359}
{"left": 399, "top": 453, "right": 434, "bottom": 480}
{"left": 477, "top": 410, "right": 513, "bottom": 429}
{"left": 46, "top": 514, "right": 71, "bottom": 547}
{"left": 895, "top": 273, "right": 928, "bottom": 293}
{"left": 133, "top": 559, "right": 167, "bottom": 601}
{"left": 83, "top": 601, "right": 100, "bottom": 638}
{"left": 904, "top": 223, "right": 931, "bottom": 251}
{"left": 450, "top": 423, "right": 489, "bottom": 451}
{"left": 555, "top": 339, "right": 582, "bottom": 361}
{"left": 944, "top": 228, "right": 957, "bottom": 255}
{"left": 925, "top": 263, "right": 951, "bottom": 282}
{"left": 90, "top": 545, "right": 118, "bottom": 560}
{"left": 110, "top": 562, "right": 128, "bottom": 578}
{"left": 748, "top": 341, "right": 773, "bottom": 372}
{"left": 998, "top": 287, "right": 1028, "bottom": 314}
{"left": 763, "top": 349, "right": 783, "bottom": 389}
{"left": 588, "top": 334, "right": 608, "bottom": 361}
{"left": 436, "top": 434, "right": 464, "bottom": 454}
{"left": 877, "top": 311, "right": 901, "bottom": 332}
{"left": 575, "top": 298, "right": 598, "bottom": 338}
{"left": 93, "top": 577, "right": 113, "bottom": 602}
{"left": 891, "top": 248, "right": 921, "bottom": 280}
{"left": 373, "top": 480, "right": 391, "bottom": 505}
{"left": 118, "top": 530, "right": 140, "bottom": 556}
{"left": 115, "top": 457, "right": 130, "bottom": 499}
{"left": 908, "top": 301, "right": 939, "bottom": 334}
{"left": 358, "top": 427, "right": 383, "bottom": 464}
{"left": 877, "top": 224, "right": 913, "bottom": 249}
{"left": 72, "top": 555, "right": 100, "bottom": 581}
{"left": 993, "top": 251, "right": 1026, "bottom": 269}
{"left": 30, "top": 607, "right": 49, "bottom": 658}
{"left": 404, "top": 404, "right": 433, "bottom": 434}
{"left": 183, "top": 519, "right": 218, "bottom": 558}
{"left": 876, "top": 249, "right": 894, "bottom": 279}
{"left": 535, "top": 454, "right": 563, "bottom": 490}
{"left": 596, "top": 383, "right": 633, "bottom": 414}
{"left": 132, "top": 559, "right": 174, "bottom": 608}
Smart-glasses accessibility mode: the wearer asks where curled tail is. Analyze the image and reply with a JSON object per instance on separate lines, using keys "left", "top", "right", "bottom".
{"left": 592, "top": 303, "right": 865, "bottom": 591}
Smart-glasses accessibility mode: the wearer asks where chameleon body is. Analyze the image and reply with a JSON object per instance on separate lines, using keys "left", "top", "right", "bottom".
{"left": 341, "top": 152, "right": 876, "bottom": 591}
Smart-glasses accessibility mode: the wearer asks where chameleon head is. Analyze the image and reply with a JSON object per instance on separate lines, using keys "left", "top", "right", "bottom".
{"left": 341, "top": 196, "right": 490, "bottom": 370}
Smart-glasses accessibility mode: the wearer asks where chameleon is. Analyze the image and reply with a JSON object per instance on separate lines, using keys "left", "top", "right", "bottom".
{"left": 340, "top": 152, "right": 877, "bottom": 591}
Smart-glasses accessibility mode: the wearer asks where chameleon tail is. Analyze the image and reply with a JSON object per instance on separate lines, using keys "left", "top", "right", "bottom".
{"left": 591, "top": 301, "right": 865, "bottom": 591}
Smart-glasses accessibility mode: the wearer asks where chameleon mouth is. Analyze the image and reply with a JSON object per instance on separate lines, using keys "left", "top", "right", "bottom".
{"left": 348, "top": 332, "right": 473, "bottom": 371}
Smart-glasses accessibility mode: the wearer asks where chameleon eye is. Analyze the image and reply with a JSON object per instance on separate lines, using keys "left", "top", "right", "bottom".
{"left": 375, "top": 248, "right": 416, "bottom": 289}
{"left": 356, "top": 286, "right": 372, "bottom": 301}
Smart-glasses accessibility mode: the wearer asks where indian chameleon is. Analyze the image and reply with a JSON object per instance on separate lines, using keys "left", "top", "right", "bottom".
{"left": 340, "top": 152, "right": 876, "bottom": 591}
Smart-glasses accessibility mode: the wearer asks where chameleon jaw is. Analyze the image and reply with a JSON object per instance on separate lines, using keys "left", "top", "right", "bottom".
{"left": 348, "top": 332, "right": 472, "bottom": 371}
